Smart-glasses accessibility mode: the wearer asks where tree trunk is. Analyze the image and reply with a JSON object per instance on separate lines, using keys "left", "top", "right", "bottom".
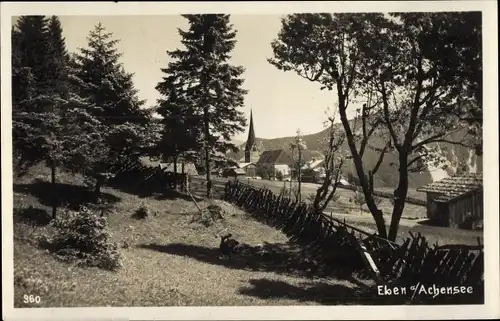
{"left": 313, "top": 159, "right": 343, "bottom": 214}
{"left": 388, "top": 153, "right": 409, "bottom": 241}
{"left": 203, "top": 106, "right": 212, "bottom": 199}
{"left": 297, "top": 150, "right": 302, "bottom": 202}
{"left": 338, "top": 95, "right": 388, "bottom": 239}
{"left": 94, "top": 180, "right": 102, "bottom": 203}
{"left": 368, "top": 170, "right": 374, "bottom": 194}
{"left": 50, "top": 162, "right": 57, "bottom": 219}
{"left": 173, "top": 154, "right": 178, "bottom": 191}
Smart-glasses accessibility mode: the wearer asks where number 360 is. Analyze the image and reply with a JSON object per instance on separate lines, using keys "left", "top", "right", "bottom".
{"left": 23, "top": 295, "right": 41, "bottom": 304}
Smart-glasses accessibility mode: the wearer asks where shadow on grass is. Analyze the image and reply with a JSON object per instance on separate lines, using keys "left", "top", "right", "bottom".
{"left": 417, "top": 218, "right": 446, "bottom": 227}
{"left": 108, "top": 178, "right": 206, "bottom": 202}
{"left": 13, "top": 206, "right": 52, "bottom": 226}
{"left": 13, "top": 179, "right": 121, "bottom": 211}
{"left": 155, "top": 189, "right": 204, "bottom": 202}
{"left": 238, "top": 278, "right": 484, "bottom": 305}
{"left": 238, "top": 278, "right": 387, "bottom": 305}
{"left": 137, "top": 242, "right": 367, "bottom": 287}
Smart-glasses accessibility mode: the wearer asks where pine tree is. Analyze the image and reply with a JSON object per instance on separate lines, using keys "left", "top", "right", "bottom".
{"left": 12, "top": 16, "right": 50, "bottom": 89}
{"left": 70, "top": 22, "right": 156, "bottom": 198}
{"left": 156, "top": 58, "right": 203, "bottom": 190}
{"left": 12, "top": 16, "right": 108, "bottom": 218}
{"left": 164, "top": 14, "right": 248, "bottom": 197}
{"left": 71, "top": 23, "right": 151, "bottom": 162}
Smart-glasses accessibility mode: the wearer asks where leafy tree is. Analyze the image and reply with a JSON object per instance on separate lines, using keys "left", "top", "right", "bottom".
{"left": 166, "top": 14, "right": 248, "bottom": 198}
{"left": 269, "top": 12, "right": 481, "bottom": 240}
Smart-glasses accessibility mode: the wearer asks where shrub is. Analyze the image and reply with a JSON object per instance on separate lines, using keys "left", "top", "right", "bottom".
{"left": 132, "top": 202, "right": 149, "bottom": 219}
{"left": 39, "top": 205, "right": 122, "bottom": 271}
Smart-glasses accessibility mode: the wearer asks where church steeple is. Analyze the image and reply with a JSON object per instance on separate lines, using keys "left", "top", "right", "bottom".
{"left": 245, "top": 109, "right": 256, "bottom": 152}
{"left": 244, "top": 109, "right": 259, "bottom": 163}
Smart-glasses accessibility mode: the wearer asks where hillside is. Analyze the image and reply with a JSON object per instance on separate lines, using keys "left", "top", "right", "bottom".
{"left": 229, "top": 119, "right": 482, "bottom": 189}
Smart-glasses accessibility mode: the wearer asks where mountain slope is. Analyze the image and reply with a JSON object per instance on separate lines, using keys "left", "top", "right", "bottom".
{"left": 229, "top": 120, "right": 482, "bottom": 189}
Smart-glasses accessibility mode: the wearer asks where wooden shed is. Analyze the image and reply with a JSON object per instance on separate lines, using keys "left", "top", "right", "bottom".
{"left": 417, "top": 173, "right": 483, "bottom": 228}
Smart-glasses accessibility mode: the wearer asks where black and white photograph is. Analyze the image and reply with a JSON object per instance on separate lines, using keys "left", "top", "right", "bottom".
{"left": 2, "top": 1, "right": 498, "bottom": 320}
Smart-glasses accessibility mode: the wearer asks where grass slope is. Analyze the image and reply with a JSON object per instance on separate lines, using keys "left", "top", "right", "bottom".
{"left": 13, "top": 165, "right": 374, "bottom": 308}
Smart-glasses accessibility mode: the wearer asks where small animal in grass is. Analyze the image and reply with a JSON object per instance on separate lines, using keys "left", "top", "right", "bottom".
{"left": 219, "top": 233, "right": 240, "bottom": 258}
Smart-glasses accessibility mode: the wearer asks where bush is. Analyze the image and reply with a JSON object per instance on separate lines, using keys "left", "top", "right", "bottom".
{"left": 39, "top": 205, "right": 122, "bottom": 271}
{"left": 132, "top": 203, "right": 149, "bottom": 219}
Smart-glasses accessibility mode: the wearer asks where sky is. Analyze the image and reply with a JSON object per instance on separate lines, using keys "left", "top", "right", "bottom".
{"left": 50, "top": 15, "right": 353, "bottom": 142}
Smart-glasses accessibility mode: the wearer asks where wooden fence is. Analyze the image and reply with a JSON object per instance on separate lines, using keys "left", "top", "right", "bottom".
{"left": 109, "top": 158, "right": 189, "bottom": 191}
{"left": 223, "top": 180, "right": 484, "bottom": 288}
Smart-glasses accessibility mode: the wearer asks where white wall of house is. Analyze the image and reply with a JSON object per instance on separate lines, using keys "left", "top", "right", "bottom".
{"left": 274, "top": 164, "right": 291, "bottom": 176}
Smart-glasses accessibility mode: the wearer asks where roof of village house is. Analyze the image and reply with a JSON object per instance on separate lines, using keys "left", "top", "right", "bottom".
{"left": 238, "top": 162, "right": 255, "bottom": 168}
{"left": 300, "top": 150, "right": 325, "bottom": 162}
{"left": 302, "top": 158, "right": 325, "bottom": 170}
{"left": 258, "top": 149, "right": 289, "bottom": 164}
{"left": 417, "top": 172, "right": 483, "bottom": 203}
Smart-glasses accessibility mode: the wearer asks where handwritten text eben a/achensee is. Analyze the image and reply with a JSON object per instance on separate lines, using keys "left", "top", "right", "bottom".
{"left": 377, "top": 283, "right": 474, "bottom": 299}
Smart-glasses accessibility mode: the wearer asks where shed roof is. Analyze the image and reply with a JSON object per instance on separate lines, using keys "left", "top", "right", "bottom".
{"left": 417, "top": 173, "right": 483, "bottom": 203}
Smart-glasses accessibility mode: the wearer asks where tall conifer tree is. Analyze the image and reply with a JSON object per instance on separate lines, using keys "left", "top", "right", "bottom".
{"left": 12, "top": 16, "right": 104, "bottom": 217}
{"left": 71, "top": 23, "right": 152, "bottom": 162}
{"left": 157, "top": 14, "right": 247, "bottom": 197}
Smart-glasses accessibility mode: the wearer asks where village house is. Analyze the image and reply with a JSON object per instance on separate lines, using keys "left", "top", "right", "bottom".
{"left": 257, "top": 149, "right": 295, "bottom": 178}
{"left": 228, "top": 110, "right": 326, "bottom": 181}
{"left": 238, "top": 162, "right": 257, "bottom": 177}
{"left": 301, "top": 158, "right": 326, "bottom": 183}
{"left": 417, "top": 172, "right": 483, "bottom": 229}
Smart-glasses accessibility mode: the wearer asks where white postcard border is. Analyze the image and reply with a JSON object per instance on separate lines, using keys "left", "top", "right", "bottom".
{"left": 2, "top": 1, "right": 498, "bottom": 320}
